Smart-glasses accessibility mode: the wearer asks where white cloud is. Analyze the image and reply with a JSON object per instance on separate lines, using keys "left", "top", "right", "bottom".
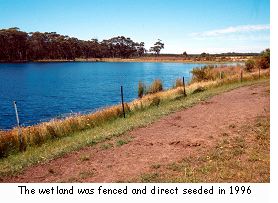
{"left": 191, "top": 24, "right": 270, "bottom": 38}
{"left": 160, "top": 24, "right": 270, "bottom": 54}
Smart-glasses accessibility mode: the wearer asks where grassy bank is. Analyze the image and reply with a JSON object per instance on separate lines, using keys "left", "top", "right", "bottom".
{"left": 0, "top": 67, "right": 268, "bottom": 157}
{"left": 0, "top": 76, "right": 269, "bottom": 177}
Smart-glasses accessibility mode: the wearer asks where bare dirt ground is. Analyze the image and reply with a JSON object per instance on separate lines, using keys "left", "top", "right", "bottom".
{"left": 2, "top": 82, "right": 270, "bottom": 182}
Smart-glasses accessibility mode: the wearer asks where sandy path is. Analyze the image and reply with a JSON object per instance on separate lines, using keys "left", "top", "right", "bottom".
{"left": 2, "top": 83, "right": 269, "bottom": 182}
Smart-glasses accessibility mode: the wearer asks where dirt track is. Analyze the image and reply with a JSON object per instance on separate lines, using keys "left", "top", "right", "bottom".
{"left": 2, "top": 82, "right": 270, "bottom": 182}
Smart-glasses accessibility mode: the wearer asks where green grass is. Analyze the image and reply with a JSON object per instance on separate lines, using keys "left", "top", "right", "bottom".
{"left": 116, "top": 139, "right": 129, "bottom": 147}
{"left": 79, "top": 170, "right": 96, "bottom": 179}
{"left": 166, "top": 163, "right": 184, "bottom": 172}
{"left": 100, "top": 143, "right": 113, "bottom": 150}
{"left": 140, "top": 173, "right": 160, "bottom": 183}
{"left": 150, "top": 164, "right": 161, "bottom": 169}
{"left": 0, "top": 78, "right": 269, "bottom": 177}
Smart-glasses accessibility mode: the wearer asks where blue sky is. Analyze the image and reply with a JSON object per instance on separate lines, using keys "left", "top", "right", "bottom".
{"left": 0, "top": 0, "right": 270, "bottom": 54}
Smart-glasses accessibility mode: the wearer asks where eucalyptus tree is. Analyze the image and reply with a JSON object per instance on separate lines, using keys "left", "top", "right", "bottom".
{"left": 0, "top": 28, "right": 146, "bottom": 61}
{"left": 149, "top": 39, "right": 164, "bottom": 55}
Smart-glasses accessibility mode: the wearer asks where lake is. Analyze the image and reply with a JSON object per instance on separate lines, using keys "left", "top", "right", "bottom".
{"left": 0, "top": 62, "right": 230, "bottom": 129}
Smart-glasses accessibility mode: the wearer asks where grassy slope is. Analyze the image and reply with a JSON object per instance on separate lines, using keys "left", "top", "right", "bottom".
{"left": 0, "top": 79, "right": 269, "bottom": 177}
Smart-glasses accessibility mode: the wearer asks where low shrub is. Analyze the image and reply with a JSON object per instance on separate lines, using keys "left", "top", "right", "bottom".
{"left": 257, "top": 56, "right": 270, "bottom": 69}
{"left": 175, "top": 78, "right": 183, "bottom": 88}
{"left": 0, "top": 130, "right": 18, "bottom": 158}
{"left": 191, "top": 65, "right": 217, "bottom": 82}
{"left": 133, "top": 101, "right": 144, "bottom": 112}
{"left": 245, "top": 60, "right": 255, "bottom": 72}
{"left": 150, "top": 96, "right": 161, "bottom": 107}
{"left": 257, "top": 49, "right": 270, "bottom": 69}
{"left": 138, "top": 81, "right": 146, "bottom": 98}
{"left": 219, "top": 71, "right": 225, "bottom": 79}
{"left": 191, "top": 65, "right": 244, "bottom": 83}
{"left": 147, "top": 79, "right": 163, "bottom": 94}
{"left": 192, "top": 86, "right": 206, "bottom": 94}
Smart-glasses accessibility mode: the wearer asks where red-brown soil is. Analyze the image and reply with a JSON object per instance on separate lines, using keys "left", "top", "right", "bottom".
{"left": 2, "top": 83, "right": 270, "bottom": 182}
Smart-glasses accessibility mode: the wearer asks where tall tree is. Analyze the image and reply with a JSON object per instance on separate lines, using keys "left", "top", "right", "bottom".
{"left": 182, "top": 51, "right": 188, "bottom": 57}
{"left": 149, "top": 39, "right": 164, "bottom": 55}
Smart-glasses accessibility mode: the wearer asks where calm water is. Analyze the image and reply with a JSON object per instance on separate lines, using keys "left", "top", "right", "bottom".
{"left": 0, "top": 62, "right": 224, "bottom": 129}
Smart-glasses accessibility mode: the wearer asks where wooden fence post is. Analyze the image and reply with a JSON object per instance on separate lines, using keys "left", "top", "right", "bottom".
{"left": 240, "top": 70, "right": 243, "bottom": 83}
{"left": 13, "top": 101, "right": 23, "bottom": 151}
{"left": 220, "top": 71, "right": 222, "bottom": 79}
{"left": 121, "top": 86, "right": 125, "bottom": 118}
{"left": 259, "top": 66, "right": 261, "bottom": 80}
{"left": 182, "top": 77, "right": 186, "bottom": 97}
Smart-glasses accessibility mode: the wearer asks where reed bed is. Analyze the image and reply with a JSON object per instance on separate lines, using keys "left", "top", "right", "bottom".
{"left": 174, "top": 78, "right": 183, "bottom": 88}
{"left": 0, "top": 66, "right": 270, "bottom": 157}
{"left": 190, "top": 65, "right": 244, "bottom": 82}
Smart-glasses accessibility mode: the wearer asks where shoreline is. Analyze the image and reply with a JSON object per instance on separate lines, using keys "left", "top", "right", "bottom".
{"left": 0, "top": 57, "right": 246, "bottom": 64}
{"left": 0, "top": 77, "right": 269, "bottom": 177}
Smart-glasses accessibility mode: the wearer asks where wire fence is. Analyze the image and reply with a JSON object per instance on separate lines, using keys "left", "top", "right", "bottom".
{"left": 1, "top": 76, "right": 192, "bottom": 131}
{"left": 0, "top": 66, "right": 268, "bottom": 155}
{"left": 0, "top": 63, "right": 246, "bottom": 131}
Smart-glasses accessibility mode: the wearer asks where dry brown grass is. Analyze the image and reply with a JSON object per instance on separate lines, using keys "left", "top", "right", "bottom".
{"left": 175, "top": 78, "right": 183, "bottom": 88}
{"left": 0, "top": 67, "right": 270, "bottom": 157}
{"left": 147, "top": 79, "right": 163, "bottom": 94}
{"left": 131, "top": 68, "right": 269, "bottom": 111}
{"left": 73, "top": 56, "right": 249, "bottom": 63}
{"left": 0, "top": 104, "right": 130, "bottom": 157}
{"left": 191, "top": 65, "right": 244, "bottom": 82}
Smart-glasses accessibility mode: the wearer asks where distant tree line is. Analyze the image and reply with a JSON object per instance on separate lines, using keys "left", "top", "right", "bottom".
{"left": 0, "top": 27, "right": 264, "bottom": 62}
{"left": 182, "top": 52, "right": 260, "bottom": 57}
{"left": 0, "top": 27, "right": 147, "bottom": 62}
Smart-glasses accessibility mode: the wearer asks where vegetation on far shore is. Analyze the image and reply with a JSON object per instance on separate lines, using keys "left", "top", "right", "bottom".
{"left": 0, "top": 27, "right": 163, "bottom": 62}
{"left": 0, "top": 27, "right": 265, "bottom": 63}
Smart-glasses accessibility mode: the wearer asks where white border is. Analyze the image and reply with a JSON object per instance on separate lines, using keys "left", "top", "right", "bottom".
{"left": 270, "top": 0, "right": 277, "bottom": 202}
{"left": 0, "top": 183, "right": 271, "bottom": 203}
{"left": 0, "top": 1, "right": 275, "bottom": 202}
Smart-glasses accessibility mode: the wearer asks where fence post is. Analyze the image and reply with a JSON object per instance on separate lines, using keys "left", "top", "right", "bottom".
{"left": 120, "top": 86, "right": 125, "bottom": 118}
{"left": 240, "top": 70, "right": 243, "bottom": 83}
{"left": 13, "top": 101, "right": 23, "bottom": 151}
{"left": 182, "top": 77, "right": 186, "bottom": 97}
{"left": 220, "top": 71, "right": 222, "bottom": 79}
{"left": 259, "top": 66, "right": 261, "bottom": 80}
